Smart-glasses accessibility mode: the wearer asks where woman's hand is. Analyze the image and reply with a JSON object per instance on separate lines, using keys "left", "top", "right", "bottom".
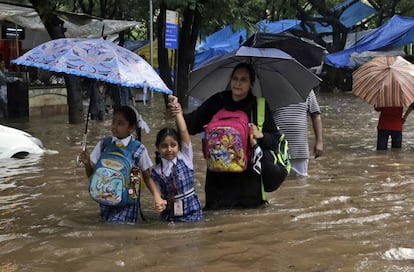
{"left": 167, "top": 95, "right": 182, "bottom": 116}
{"left": 249, "top": 123, "right": 264, "bottom": 139}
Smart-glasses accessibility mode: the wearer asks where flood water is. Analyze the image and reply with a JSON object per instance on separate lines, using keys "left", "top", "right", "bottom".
{"left": 1, "top": 91, "right": 414, "bottom": 272}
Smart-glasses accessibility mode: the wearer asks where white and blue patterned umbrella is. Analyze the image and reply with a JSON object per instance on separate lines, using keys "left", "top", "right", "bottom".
{"left": 11, "top": 38, "right": 172, "bottom": 94}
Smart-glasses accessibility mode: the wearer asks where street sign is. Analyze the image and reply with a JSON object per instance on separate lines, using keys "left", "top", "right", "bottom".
{"left": 165, "top": 10, "right": 178, "bottom": 49}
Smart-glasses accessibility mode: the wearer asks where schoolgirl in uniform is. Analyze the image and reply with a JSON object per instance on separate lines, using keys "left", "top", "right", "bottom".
{"left": 79, "top": 106, "right": 166, "bottom": 223}
{"left": 151, "top": 96, "right": 203, "bottom": 222}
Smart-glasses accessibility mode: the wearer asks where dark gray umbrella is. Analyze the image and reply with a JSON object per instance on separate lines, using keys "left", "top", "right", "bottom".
{"left": 188, "top": 46, "right": 321, "bottom": 110}
{"left": 243, "top": 32, "right": 327, "bottom": 69}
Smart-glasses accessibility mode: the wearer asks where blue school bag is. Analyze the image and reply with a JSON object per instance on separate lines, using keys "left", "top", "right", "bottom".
{"left": 89, "top": 137, "right": 141, "bottom": 207}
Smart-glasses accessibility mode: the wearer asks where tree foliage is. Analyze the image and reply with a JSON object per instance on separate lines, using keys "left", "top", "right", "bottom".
{"left": 19, "top": 0, "right": 414, "bottom": 112}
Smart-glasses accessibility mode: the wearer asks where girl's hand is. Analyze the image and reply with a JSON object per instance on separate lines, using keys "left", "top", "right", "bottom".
{"left": 154, "top": 196, "right": 167, "bottom": 213}
{"left": 79, "top": 150, "right": 90, "bottom": 165}
{"left": 167, "top": 95, "right": 182, "bottom": 116}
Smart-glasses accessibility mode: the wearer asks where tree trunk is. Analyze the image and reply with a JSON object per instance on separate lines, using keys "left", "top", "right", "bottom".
{"left": 157, "top": 2, "right": 174, "bottom": 106}
{"left": 176, "top": 5, "right": 201, "bottom": 109}
{"left": 30, "top": 0, "right": 84, "bottom": 124}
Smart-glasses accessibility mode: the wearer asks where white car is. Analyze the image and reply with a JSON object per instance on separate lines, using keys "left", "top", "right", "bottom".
{"left": 0, "top": 125, "right": 45, "bottom": 159}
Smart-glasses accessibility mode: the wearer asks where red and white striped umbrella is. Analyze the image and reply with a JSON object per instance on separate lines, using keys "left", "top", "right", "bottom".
{"left": 352, "top": 56, "right": 414, "bottom": 107}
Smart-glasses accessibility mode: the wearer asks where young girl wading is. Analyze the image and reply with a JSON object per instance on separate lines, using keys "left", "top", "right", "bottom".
{"left": 151, "top": 96, "right": 203, "bottom": 222}
{"left": 79, "top": 106, "right": 166, "bottom": 223}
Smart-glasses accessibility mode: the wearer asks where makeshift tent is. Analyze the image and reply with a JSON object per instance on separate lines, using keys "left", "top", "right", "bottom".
{"left": 0, "top": 3, "right": 141, "bottom": 51}
{"left": 325, "top": 15, "right": 414, "bottom": 68}
{"left": 194, "top": 19, "right": 299, "bottom": 68}
{"left": 194, "top": 0, "right": 376, "bottom": 68}
{"left": 292, "top": 0, "right": 376, "bottom": 34}
{"left": 256, "top": 19, "right": 301, "bottom": 34}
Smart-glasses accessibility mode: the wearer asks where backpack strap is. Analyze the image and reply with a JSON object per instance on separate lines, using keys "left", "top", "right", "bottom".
{"left": 100, "top": 136, "right": 112, "bottom": 152}
{"left": 101, "top": 136, "right": 141, "bottom": 154}
{"left": 126, "top": 139, "right": 141, "bottom": 155}
{"left": 256, "top": 96, "right": 267, "bottom": 202}
{"left": 126, "top": 138, "right": 146, "bottom": 221}
{"left": 256, "top": 97, "right": 265, "bottom": 133}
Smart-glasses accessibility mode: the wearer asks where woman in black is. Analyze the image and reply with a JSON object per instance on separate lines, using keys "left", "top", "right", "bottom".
{"left": 169, "top": 63, "right": 280, "bottom": 210}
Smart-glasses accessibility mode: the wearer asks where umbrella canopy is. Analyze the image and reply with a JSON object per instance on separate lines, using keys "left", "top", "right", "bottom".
{"left": 352, "top": 56, "right": 414, "bottom": 107}
{"left": 11, "top": 38, "right": 172, "bottom": 94}
{"left": 188, "top": 46, "right": 321, "bottom": 110}
{"left": 243, "top": 32, "right": 327, "bottom": 69}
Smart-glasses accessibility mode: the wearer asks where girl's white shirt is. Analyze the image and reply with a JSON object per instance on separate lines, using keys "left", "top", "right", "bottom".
{"left": 153, "top": 140, "right": 193, "bottom": 176}
{"left": 90, "top": 135, "right": 153, "bottom": 171}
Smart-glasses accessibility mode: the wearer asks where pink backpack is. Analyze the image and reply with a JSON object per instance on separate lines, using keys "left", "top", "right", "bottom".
{"left": 202, "top": 109, "right": 250, "bottom": 172}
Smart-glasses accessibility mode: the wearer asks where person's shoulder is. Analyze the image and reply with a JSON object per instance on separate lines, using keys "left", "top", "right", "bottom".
{"left": 210, "top": 90, "right": 229, "bottom": 100}
{"left": 129, "top": 139, "right": 144, "bottom": 148}
{"left": 198, "top": 91, "right": 227, "bottom": 108}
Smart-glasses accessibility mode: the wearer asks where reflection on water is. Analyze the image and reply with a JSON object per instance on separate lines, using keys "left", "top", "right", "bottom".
{"left": 1, "top": 92, "right": 414, "bottom": 271}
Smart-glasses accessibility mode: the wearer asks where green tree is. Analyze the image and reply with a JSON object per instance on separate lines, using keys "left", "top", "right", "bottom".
{"left": 29, "top": 0, "right": 84, "bottom": 124}
{"left": 27, "top": 0, "right": 150, "bottom": 124}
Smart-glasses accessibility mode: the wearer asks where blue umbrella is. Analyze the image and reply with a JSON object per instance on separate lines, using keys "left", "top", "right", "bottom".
{"left": 11, "top": 38, "right": 172, "bottom": 94}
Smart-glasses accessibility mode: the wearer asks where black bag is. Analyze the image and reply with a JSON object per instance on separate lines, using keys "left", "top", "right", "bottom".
{"left": 260, "top": 134, "right": 290, "bottom": 192}
{"left": 256, "top": 97, "right": 291, "bottom": 192}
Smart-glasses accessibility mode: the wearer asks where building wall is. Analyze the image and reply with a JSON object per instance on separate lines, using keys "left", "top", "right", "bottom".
{"left": 28, "top": 86, "right": 68, "bottom": 117}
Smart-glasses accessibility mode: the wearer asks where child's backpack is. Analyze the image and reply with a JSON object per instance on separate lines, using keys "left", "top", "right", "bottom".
{"left": 256, "top": 97, "right": 291, "bottom": 192}
{"left": 202, "top": 109, "right": 250, "bottom": 172}
{"left": 89, "top": 137, "right": 142, "bottom": 207}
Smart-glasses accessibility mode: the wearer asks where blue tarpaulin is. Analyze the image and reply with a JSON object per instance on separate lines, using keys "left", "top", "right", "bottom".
{"left": 325, "top": 15, "right": 414, "bottom": 68}
{"left": 256, "top": 19, "right": 301, "bottom": 33}
{"left": 194, "top": 0, "right": 377, "bottom": 68}
{"left": 293, "top": 0, "right": 376, "bottom": 33}
{"left": 194, "top": 20, "right": 299, "bottom": 68}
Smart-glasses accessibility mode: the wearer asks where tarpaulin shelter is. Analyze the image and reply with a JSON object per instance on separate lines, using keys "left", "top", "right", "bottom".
{"left": 292, "top": 0, "right": 376, "bottom": 34}
{"left": 0, "top": 3, "right": 141, "bottom": 51}
{"left": 194, "top": 20, "right": 300, "bottom": 68}
{"left": 194, "top": 0, "right": 376, "bottom": 68}
{"left": 325, "top": 15, "right": 414, "bottom": 68}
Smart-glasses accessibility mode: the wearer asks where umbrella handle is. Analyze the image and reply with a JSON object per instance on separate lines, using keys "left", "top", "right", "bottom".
{"left": 76, "top": 133, "right": 87, "bottom": 167}
{"left": 76, "top": 113, "right": 90, "bottom": 167}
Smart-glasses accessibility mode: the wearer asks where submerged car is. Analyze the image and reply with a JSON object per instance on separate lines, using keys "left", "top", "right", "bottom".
{"left": 0, "top": 125, "right": 45, "bottom": 159}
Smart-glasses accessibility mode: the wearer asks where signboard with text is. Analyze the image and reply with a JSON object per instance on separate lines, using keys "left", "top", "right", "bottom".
{"left": 165, "top": 10, "right": 178, "bottom": 49}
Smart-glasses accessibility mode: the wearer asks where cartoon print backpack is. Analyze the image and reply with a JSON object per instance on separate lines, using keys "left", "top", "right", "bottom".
{"left": 202, "top": 109, "right": 250, "bottom": 172}
{"left": 89, "top": 137, "right": 142, "bottom": 207}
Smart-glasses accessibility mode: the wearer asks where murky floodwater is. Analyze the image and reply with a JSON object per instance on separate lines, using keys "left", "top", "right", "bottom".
{"left": 1, "top": 91, "right": 414, "bottom": 272}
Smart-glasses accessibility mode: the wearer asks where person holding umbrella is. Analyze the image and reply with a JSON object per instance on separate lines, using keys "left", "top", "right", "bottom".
{"left": 169, "top": 63, "right": 281, "bottom": 210}
{"left": 375, "top": 106, "right": 404, "bottom": 150}
{"left": 79, "top": 106, "right": 166, "bottom": 223}
{"left": 352, "top": 56, "right": 414, "bottom": 150}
